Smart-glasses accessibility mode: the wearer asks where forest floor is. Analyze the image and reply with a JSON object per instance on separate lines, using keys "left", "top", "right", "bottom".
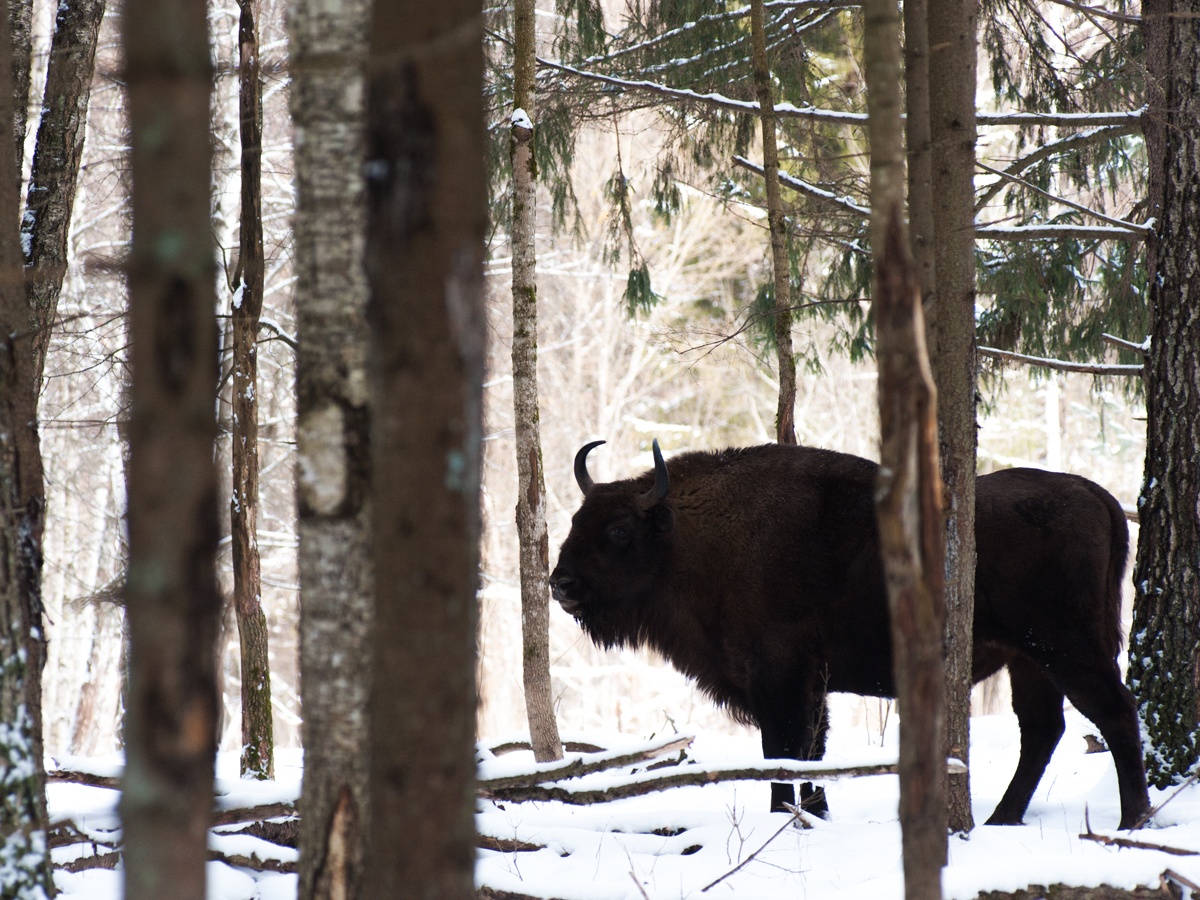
{"left": 48, "top": 706, "right": 1200, "bottom": 899}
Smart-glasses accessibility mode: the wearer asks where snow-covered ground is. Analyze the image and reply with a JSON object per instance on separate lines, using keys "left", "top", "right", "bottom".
{"left": 49, "top": 706, "right": 1200, "bottom": 899}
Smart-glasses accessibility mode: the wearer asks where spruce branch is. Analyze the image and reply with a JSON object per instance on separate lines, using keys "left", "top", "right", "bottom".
{"left": 976, "top": 161, "right": 1152, "bottom": 235}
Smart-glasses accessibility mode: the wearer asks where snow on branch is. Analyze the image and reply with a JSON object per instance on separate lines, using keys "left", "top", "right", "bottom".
{"left": 732, "top": 155, "right": 870, "bottom": 216}
{"left": 979, "top": 345, "right": 1143, "bottom": 376}
{"left": 975, "top": 223, "right": 1147, "bottom": 241}
{"left": 976, "top": 122, "right": 1143, "bottom": 210}
{"left": 976, "top": 161, "right": 1152, "bottom": 236}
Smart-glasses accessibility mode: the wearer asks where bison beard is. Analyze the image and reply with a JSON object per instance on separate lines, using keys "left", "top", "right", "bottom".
{"left": 550, "top": 441, "right": 1151, "bottom": 831}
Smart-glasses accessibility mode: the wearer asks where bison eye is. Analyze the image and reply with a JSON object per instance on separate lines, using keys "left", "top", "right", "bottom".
{"left": 606, "top": 522, "right": 633, "bottom": 547}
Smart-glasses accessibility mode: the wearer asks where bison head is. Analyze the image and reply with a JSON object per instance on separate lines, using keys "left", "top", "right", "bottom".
{"left": 550, "top": 440, "right": 673, "bottom": 648}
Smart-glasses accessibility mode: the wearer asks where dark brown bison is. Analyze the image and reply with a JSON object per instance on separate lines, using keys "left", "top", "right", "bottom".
{"left": 550, "top": 440, "right": 1150, "bottom": 830}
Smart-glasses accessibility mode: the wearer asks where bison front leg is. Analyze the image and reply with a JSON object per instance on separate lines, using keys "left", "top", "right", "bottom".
{"left": 757, "top": 689, "right": 830, "bottom": 816}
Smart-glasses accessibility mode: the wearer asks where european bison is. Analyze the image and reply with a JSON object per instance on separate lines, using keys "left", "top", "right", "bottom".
{"left": 550, "top": 440, "right": 1150, "bottom": 829}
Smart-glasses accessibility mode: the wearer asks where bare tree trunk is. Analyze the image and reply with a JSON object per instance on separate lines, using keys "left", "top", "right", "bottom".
{"left": 928, "top": 0, "right": 978, "bottom": 835}
{"left": 1127, "top": 0, "right": 1200, "bottom": 789}
{"left": 0, "top": 3, "right": 53, "bottom": 893}
{"left": 748, "top": 0, "right": 797, "bottom": 445}
{"left": 511, "top": 0, "right": 563, "bottom": 765}
{"left": 864, "top": 1, "right": 947, "bottom": 893}
{"left": 23, "top": 0, "right": 106, "bottom": 386}
{"left": 363, "top": 0, "right": 485, "bottom": 895}
{"left": 231, "top": 0, "right": 273, "bottom": 781}
{"left": 120, "top": 0, "right": 221, "bottom": 896}
{"left": 288, "top": 0, "right": 372, "bottom": 894}
{"left": 904, "top": 0, "right": 935, "bottom": 335}
{"left": 8, "top": 0, "right": 31, "bottom": 160}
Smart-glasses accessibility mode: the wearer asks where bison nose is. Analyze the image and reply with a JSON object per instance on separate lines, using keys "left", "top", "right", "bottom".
{"left": 549, "top": 569, "right": 577, "bottom": 604}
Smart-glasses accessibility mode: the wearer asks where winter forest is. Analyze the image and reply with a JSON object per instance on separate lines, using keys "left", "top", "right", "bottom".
{"left": 0, "top": 0, "right": 1198, "bottom": 897}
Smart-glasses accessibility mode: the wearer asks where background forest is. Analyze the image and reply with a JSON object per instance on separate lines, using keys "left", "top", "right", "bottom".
{"left": 3, "top": 0, "right": 1197, "bottom": 895}
{"left": 36, "top": 0, "right": 1149, "bottom": 768}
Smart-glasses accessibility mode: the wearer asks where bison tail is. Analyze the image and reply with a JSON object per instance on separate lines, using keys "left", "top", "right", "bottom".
{"left": 1100, "top": 483, "right": 1131, "bottom": 655}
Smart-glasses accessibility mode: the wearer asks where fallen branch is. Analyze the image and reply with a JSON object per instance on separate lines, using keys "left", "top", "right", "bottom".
{"left": 1080, "top": 811, "right": 1200, "bottom": 857}
{"left": 211, "top": 801, "right": 297, "bottom": 828}
{"left": 56, "top": 851, "right": 120, "bottom": 873}
{"left": 478, "top": 734, "right": 693, "bottom": 792}
{"left": 48, "top": 769, "right": 120, "bottom": 790}
{"left": 477, "top": 833, "right": 546, "bottom": 853}
{"left": 207, "top": 847, "right": 296, "bottom": 874}
{"left": 703, "top": 810, "right": 804, "bottom": 891}
{"left": 482, "top": 758, "right": 964, "bottom": 805}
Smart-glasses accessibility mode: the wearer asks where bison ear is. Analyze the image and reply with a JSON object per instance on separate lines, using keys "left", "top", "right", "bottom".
{"left": 636, "top": 439, "right": 670, "bottom": 512}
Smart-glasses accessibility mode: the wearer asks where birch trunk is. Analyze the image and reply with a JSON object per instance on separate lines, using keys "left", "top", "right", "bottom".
{"left": 749, "top": 0, "right": 797, "bottom": 444}
{"left": 511, "top": 0, "right": 563, "bottom": 765}
{"left": 0, "top": 3, "right": 52, "bottom": 893}
{"left": 288, "top": 0, "right": 372, "bottom": 894}
{"left": 120, "top": 0, "right": 221, "bottom": 895}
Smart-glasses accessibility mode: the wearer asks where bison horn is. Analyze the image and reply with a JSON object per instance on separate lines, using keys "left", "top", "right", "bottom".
{"left": 574, "top": 440, "right": 606, "bottom": 495}
{"left": 637, "top": 439, "right": 670, "bottom": 511}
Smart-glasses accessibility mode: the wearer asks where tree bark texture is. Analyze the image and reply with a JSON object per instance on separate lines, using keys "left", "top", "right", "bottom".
{"left": 864, "top": 0, "right": 947, "bottom": 892}
{"left": 928, "top": 0, "right": 979, "bottom": 835}
{"left": 363, "top": 0, "right": 485, "bottom": 897}
{"left": 1126, "top": 0, "right": 1200, "bottom": 788}
{"left": 231, "top": 0, "right": 273, "bottom": 782}
{"left": 903, "top": 0, "right": 936, "bottom": 336}
{"left": 0, "top": 3, "right": 53, "bottom": 894}
{"left": 288, "top": 0, "right": 372, "bottom": 895}
{"left": 8, "top": 0, "right": 30, "bottom": 163}
{"left": 749, "top": 0, "right": 797, "bottom": 445}
{"left": 511, "top": 0, "right": 563, "bottom": 765}
{"left": 120, "top": 0, "right": 221, "bottom": 897}
{"left": 22, "top": 0, "right": 106, "bottom": 387}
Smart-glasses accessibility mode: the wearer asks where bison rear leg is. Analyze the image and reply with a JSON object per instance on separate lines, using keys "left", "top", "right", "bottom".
{"left": 1052, "top": 658, "right": 1150, "bottom": 830}
{"left": 986, "top": 654, "right": 1065, "bottom": 825}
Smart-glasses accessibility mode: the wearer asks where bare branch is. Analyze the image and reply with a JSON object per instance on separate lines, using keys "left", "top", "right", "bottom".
{"left": 976, "top": 123, "right": 1142, "bottom": 210}
{"left": 979, "top": 345, "right": 1143, "bottom": 375}
{"left": 1102, "top": 333, "right": 1150, "bottom": 355}
{"left": 976, "top": 161, "right": 1152, "bottom": 235}
{"left": 733, "top": 155, "right": 870, "bottom": 216}
{"left": 1042, "top": 0, "right": 1140, "bottom": 24}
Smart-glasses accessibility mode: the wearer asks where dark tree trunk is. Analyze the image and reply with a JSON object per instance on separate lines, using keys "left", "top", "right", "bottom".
{"left": 928, "top": 0, "right": 978, "bottom": 835}
{"left": 231, "top": 0, "right": 273, "bottom": 782}
{"left": 864, "top": 0, "right": 947, "bottom": 892}
{"left": 748, "top": 0, "right": 797, "bottom": 444}
{"left": 22, "top": 0, "right": 106, "bottom": 386}
{"left": 363, "top": 0, "right": 485, "bottom": 897}
{"left": 0, "top": 3, "right": 52, "bottom": 893}
{"left": 511, "top": 0, "right": 563, "bottom": 765}
{"left": 8, "top": 0, "right": 31, "bottom": 160}
{"left": 1126, "top": 0, "right": 1200, "bottom": 788}
{"left": 120, "top": 0, "right": 221, "bottom": 897}
{"left": 288, "top": 0, "right": 372, "bottom": 893}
